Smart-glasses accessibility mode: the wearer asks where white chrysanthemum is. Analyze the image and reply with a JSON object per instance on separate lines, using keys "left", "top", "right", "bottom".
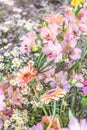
{"left": 36, "top": 84, "right": 43, "bottom": 91}
{"left": 4, "top": 120, "right": 11, "bottom": 129}
{"left": 11, "top": 114, "right": 18, "bottom": 121}
{"left": 11, "top": 50, "right": 19, "bottom": 57}
{"left": 21, "top": 88, "right": 29, "bottom": 95}
{"left": 12, "top": 58, "right": 22, "bottom": 68}
{"left": 36, "top": 102, "right": 42, "bottom": 108}
{"left": 31, "top": 100, "right": 37, "bottom": 108}
{"left": 10, "top": 79, "right": 16, "bottom": 86}
{"left": 28, "top": 60, "right": 34, "bottom": 66}
{"left": 16, "top": 117, "right": 24, "bottom": 125}
{"left": 15, "top": 126, "right": 22, "bottom": 130}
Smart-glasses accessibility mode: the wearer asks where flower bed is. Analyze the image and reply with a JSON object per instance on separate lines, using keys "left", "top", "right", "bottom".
{"left": 0, "top": 0, "right": 87, "bottom": 130}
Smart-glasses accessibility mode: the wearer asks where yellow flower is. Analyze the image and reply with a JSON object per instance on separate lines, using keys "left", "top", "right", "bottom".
{"left": 71, "top": 0, "right": 85, "bottom": 6}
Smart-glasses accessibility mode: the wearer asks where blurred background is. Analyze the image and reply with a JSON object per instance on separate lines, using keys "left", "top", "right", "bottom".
{"left": 0, "top": 0, "right": 70, "bottom": 48}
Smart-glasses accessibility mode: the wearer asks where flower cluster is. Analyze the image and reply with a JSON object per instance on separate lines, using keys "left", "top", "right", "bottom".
{"left": 0, "top": 1, "right": 87, "bottom": 130}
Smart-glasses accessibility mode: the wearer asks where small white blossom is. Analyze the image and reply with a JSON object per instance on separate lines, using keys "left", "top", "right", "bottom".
{"left": 28, "top": 60, "right": 34, "bottom": 66}
{"left": 31, "top": 100, "right": 37, "bottom": 108}
{"left": 11, "top": 50, "right": 19, "bottom": 57}
{"left": 4, "top": 120, "right": 11, "bottom": 129}
{"left": 10, "top": 79, "right": 16, "bottom": 86}
{"left": 12, "top": 58, "right": 22, "bottom": 68}
{"left": 36, "top": 102, "right": 42, "bottom": 108}
{"left": 36, "top": 84, "right": 43, "bottom": 91}
{"left": 3, "top": 38, "right": 8, "bottom": 43}
{"left": 0, "top": 55, "right": 4, "bottom": 61}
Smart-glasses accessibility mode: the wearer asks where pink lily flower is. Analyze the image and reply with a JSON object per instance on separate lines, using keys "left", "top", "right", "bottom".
{"left": 51, "top": 71, "right": 71, "bottom": 91}
{"left": 83, "top": 87, "right": 87, "bottom": 94}
{"left": 29, "top": 122, "right": 54, "bottom": 130}
{"left": 43, "top": 41, "right": 62, "bottom": 63}
{"left": 82, "top": 80, "right": 87, "bottom": 94}
{"left": 78, "top": 7, "right": 87, "bottom": 33}
{"left": 38, "top": 66, "right": 56, "bottom": 84}
{"left": 7, "top": 86, "right": 23, "bottom": 107}
{"left": 29, "top": 123, "right": 43, "bottom": 130}
{"left": 83, "top": 2, "right": 87, "bottom": 8}
{"left": 43, "top": 14, "right": 64, "bottom": 25}
{"left": 79, "top": 23, "right": 87, "bottom": 33}
{"left": 39, "top": 24, "right": 58, "bottom": 42}
{"left": 20, "top": 31, "right": 35, "bottom": 53}
{"left": 55, "top": 71, "right": 68, "bottom": 87}
{"left": 0, "top": 94, "right": 6, "bottom": 111}
{"left": 70, "top": 48, "right": 82, "bottom": 60}
{"left": 60, "top": 117, "right": 87, "bottom": 130}
{"left": 71, "top": 71, "right": 84, "bottom": 83}
{"left": 64, "top": 7, "right": 76, "bottom": 24}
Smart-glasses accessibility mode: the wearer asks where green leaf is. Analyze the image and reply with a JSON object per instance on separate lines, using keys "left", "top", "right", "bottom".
{"left": 80, "top": 40, "right": 87, "bottom": 63}
{"left": 71, "top": 87, "right": 77, "bottom": 114}
{"left": 0, "top": 75, "right": 2, "bottom": 82}
{"left": 74, "top": 5, "right": 81, "bottom": 16}
{"left": 69, "top": 109, "right": 74, "bottom": 119}
{"left": 80, "top": 95, "right": 87, "bottom": 106}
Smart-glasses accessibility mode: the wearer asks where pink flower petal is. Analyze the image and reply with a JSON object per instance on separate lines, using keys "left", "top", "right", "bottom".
{"left": 68, "top": 117, "right": 80, "bottom": 130}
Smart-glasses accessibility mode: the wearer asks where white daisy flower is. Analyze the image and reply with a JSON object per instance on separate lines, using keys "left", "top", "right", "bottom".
{"left": 36, "top": 84, "right": 43, "bottom": 91}
{"left": 12, "top": 58, "right": 22, "bottom": 68}
{"left": 11, "top": 50, "right": 19, "bottom": 57}
{"left": 0, "top": 55, "right": 4, "bottom": 61}
{"left": 36, "top": 102, "right": 42, "bottom": 108}
{"left": 10, "top": 79, "right": 16, "bottom": 86}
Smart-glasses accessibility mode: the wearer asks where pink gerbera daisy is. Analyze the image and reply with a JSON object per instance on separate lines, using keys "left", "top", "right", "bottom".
{"left": 16, "top": 65, "right": 37, "bottom": 87}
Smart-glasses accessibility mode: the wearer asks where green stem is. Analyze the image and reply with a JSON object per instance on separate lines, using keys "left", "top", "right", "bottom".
{"left": 32, "top": 86, "right": 39, "bottom": 100}
{"left": 47, "top": 101, "right": 56, "bottom": 130}
{"left": 32, "top": 86, "right": 48, "bottom": 116}
{"left": 56, "top": 115, "right": 61, "bottom": 129}
{"left": 80, "top": 39, "right": 87, "bottom": 63}
{"left": 71, "top": 87, "right": 77, "bottom": 114}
